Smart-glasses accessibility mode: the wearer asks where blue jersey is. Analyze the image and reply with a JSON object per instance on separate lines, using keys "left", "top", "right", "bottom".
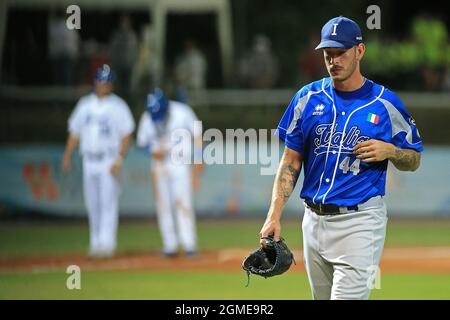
{"left": 276, "top": 77, "right": 423, "bottom": 206}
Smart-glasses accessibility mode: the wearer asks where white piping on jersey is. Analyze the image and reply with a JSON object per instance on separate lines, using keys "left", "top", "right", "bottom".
{"left": 321, "top": 86, "right": 385, "bottom": 204}
{"left": 312, "top": 79, "right": 338, "bottom": 204}
{"left": 285, "top": 88, "right": 322, "bottom": 134}
{"left": 277, "top": 85, "right": 322, "bottom": 186}
{"left": 379, "top": 97, "right": 420, "bottom": 145}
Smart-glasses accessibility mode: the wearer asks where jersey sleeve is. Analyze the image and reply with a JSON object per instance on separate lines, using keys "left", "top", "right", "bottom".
{"left": 275, "top": 88, "right": 308, "bottom": 153}
{"left": 68, "top": 98, "right": 85, "bottom": 136}
{"left": 381, "top": 91, "right": 423, "bottom": 152}
{"left": 117, "top": 102, "right": 136, "bottom": 137}
{"left": 136, "top": 112, "right": 154, "bottom": 148}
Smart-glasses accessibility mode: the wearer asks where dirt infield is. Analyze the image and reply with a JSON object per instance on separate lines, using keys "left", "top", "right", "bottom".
{"left": 1, "top": 247, "right": 450, "bottom": 273}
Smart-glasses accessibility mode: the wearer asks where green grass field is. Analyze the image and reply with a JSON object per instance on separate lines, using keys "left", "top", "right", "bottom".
{"left": 1, "top": 219, "right": 450, "bottom": 300}
{"left": 1, "top": 219, "right": 450, "bottom": 257}
{"left": 1, "top": 271, "right": 450, "bottom": 300}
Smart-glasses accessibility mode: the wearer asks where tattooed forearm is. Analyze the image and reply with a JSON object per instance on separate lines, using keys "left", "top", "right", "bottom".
{"left": 267, "top": 148, "right": 302, "bottom": 219}
{"left": 276, "top": 163, "right": 300, "bottom": 203}
{"left": 390, "top": 147, "right": 420, "bottom": 171}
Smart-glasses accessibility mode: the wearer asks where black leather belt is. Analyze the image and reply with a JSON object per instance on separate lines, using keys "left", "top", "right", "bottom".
{"left": 305, "top": 200, "right": 359, "bottom": 215}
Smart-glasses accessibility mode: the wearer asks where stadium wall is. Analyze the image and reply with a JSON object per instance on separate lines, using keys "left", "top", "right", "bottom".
{"left": 0, "top": 144, "right": 449, "bottom": 218}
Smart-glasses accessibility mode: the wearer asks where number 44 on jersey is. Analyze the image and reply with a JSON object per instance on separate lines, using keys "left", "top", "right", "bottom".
{"left": 339, "top": 156, "right": 361, "bottom": 175}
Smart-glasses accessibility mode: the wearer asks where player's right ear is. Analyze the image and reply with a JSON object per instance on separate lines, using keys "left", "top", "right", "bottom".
{"left": 356, "top": 43, "right": 366, "bottom": 61}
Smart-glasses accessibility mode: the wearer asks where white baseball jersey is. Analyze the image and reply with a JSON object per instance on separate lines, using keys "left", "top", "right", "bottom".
{"left": 137, "top": 100, "right": 201, "bottom": 161}
{"left": 69, "top": 92, "right": 135, "bottom": 156}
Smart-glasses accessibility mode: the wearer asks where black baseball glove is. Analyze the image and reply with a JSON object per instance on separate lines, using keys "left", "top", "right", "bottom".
{"left": 242, "top": 236, "right": 295, "bottom": 287}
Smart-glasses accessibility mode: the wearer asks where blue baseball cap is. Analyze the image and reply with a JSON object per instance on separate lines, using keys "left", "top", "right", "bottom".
{"left": 315, "top": 16, "right": 363, "bottom": 50}
{"left": 146, "top": 88, "right": 169, "bottom": 122}
{"left": 95, "top": 64, "right": 115, "bottom": 83}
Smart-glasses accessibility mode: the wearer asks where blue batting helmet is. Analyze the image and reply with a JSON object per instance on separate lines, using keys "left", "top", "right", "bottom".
{"left": 146, "top": 88, "right": 169, "bottom": 122}
{"left": 95, "top": 64, "right": 115, "bottom": 83}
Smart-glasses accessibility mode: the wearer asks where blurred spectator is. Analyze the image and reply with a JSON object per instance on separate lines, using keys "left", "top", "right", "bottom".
{"left": 158, "top": 65, "right": 189, "bottom": 104}
{"left": 412, "top": 15, "right": 448, "bottom": 91}
{"left": 132, "top": 24, "right": 161, "bottom": 95}
{"left": 298, "top": 34, "right": 324, "bottom": 85}
{"left": 175, "top": 39, "right": 208, "bottom": 92}
{"left": 48, "top": 11, "right": 79, "bottom": 85}
{"left": 109, "top": 14, "right": 138, "bottom": 98}
{"left": 175, "top": 85, "right": 189, "bottom": 104}
{"left": 16, "top": 28, "right": 40, "bottom": 85}
{"left": 82, "top": 39, "right": 110, "bottom": 86}
{"left": 422, "top": 65, "right": 442, "bottom": 91}
{"left": 443, "top": 64, "right": 450, "bottom": 92}
{"left": 238, "top": 34, "right": 279, "bottom": 89}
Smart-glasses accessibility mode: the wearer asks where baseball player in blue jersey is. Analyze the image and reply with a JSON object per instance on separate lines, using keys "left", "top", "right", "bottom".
{"left": 259, "top": 16, "right": 423, "bottom": 300}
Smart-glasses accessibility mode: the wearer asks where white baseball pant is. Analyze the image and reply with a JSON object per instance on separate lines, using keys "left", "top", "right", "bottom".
{"left": 302, "top": 196, "right": 388, "bottom": 300}
{"left": 151, "top": 160, "right": 197, "bottom": 254}
{"left": 82, "top": 156, "right": 120, "bottom": 256}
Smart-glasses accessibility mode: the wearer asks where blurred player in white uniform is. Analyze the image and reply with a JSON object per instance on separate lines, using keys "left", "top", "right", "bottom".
{"left": 63, "top": 64, "right": 135, "bottom": 257}
{"left": 137, "top": 88, "right": 203, "bottom": 257}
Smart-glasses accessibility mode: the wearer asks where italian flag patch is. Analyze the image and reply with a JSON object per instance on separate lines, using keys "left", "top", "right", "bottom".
{"left": 367, "top": 113, "right": 379, "bottom": 124}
